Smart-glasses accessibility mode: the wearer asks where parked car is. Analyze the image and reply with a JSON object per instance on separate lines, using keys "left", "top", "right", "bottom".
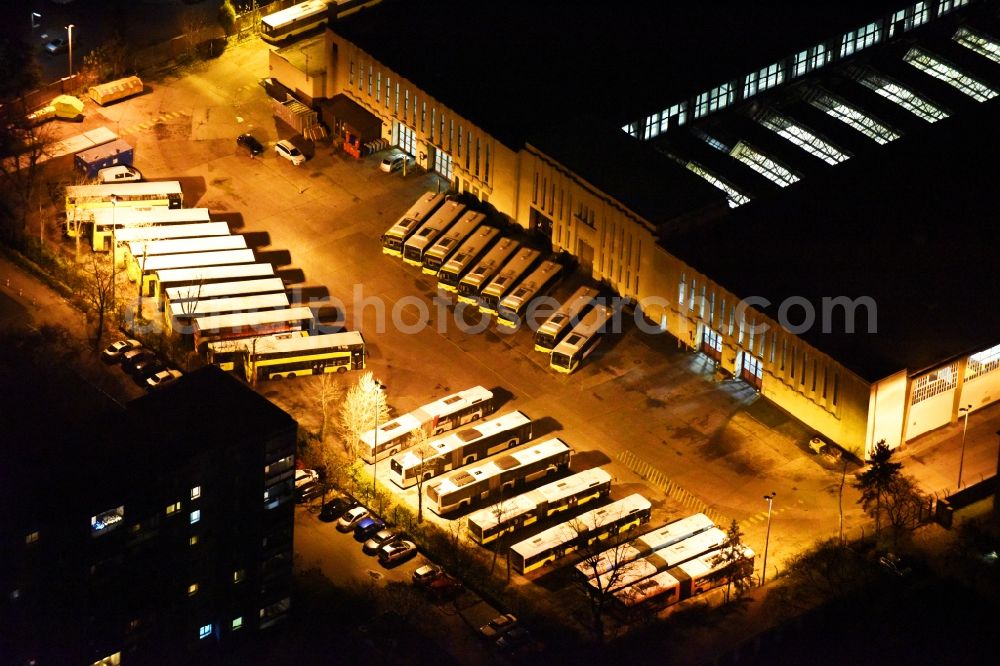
{"left": 294, "top": 468, "right": 319, "bottom": 489}
{"left": 121, "top": 348, "right": 157, "bottom": 374}
{"left": 480, "top": 613, "right": 519, "bottom": 639}
{"left": 275, "top": 139, "right": 305, "bottom": 165}
{"left": 426, "top": 572, "right": 464, "bottom": 601}
{"left": 236, "top": 133, "right": 264, "bottom": 156}
{"left": 353, "top": 516, "right": 386, "bottom": 541}
{"left": 97, "top": 165, "right": 143, "bottom": 183}
{"left": 101, "top": 338, "right": 141, "bottom": 364}
{"left": 379, "top": 151, "right": 411, "bottom": 173}
{"left": 131, "top": 355, "right": 166, "bottom": 381}
{"left": 45, "top": 38, "right": 68, "bottom": 55}
{"left": 146, "top": 368, "right": 183, "bottom": 391}
{"left": 296, "top": 481, "right": 325, "bottom": 504}
{"left": 363, "top": 528, "right": 400, "bottom": 554}
{"left": 337, "top": 506, "right": 370, "bottom": 532}
{"left": 319, "top": 496, "right": 358, "bottom": 522}
{"left": 378, "top": 539, "right": 418, "bottom": 566}
{"left": 412, "top": 564, "right": 443, "bottom": 587}
{"left": 496, "top": 626, "right": 540, "bottom": 655}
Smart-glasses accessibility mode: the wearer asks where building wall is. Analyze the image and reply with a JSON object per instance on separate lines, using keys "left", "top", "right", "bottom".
{"left": 268, "top": 50, "right": 325, "bottom": 103}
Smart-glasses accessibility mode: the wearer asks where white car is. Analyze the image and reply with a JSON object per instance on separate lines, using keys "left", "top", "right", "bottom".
{"left": 337, "top": 506, "right": 370, "bottom": 532}
{"left": 101, "top": 338, "right": 142, "bottom": 364}
{"left": 294, "top": 468, "right": 319, "bottom": 488}
{"left": 275, "top": 140, "right": 305, "bottom": 165}
{"left": 146, "top": 368, "right": 183, "bottom": 391}
{"left": 98, "top": 165, "right": 143, "bottom": 183}
{"left": 379, "top": 152, "right": 411, "bottom": 173}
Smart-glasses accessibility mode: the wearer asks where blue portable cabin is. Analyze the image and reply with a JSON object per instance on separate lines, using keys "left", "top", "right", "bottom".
{"left": 74, "top": 139, "right": 135, "bottom": 179}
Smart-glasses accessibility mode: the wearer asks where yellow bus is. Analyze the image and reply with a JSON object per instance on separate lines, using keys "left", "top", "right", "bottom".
{"left": 65, "top": 181, "right": 183, "bottom": 238}
{"left": 207, "top": 331, "right": 366, "bottom": 381}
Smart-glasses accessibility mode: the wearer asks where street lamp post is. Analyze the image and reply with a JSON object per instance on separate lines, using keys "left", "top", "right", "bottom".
{"left": 958, "top": 404, "right": 973, "bottom": 489}
{"left": 372, "top": 380, "right": 386, "bottom": 514}
{"left": 761, "top": 491, "right": 776, "bottom": 586}
{"left": 66, "top": 24, "right": 74, "bottom": 77}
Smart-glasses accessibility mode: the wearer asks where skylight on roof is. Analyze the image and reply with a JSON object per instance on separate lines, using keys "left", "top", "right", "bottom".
{"left": 729, "top": 142, "right": 800, "bottom": 188}
{"left": 685, "top": 162, "right": 751, "bottom": 208}
{"left": 759, "top": 114, "right": 850, "bottom": 165}
{"left": 810, "top": 95, "right": 900, "bottom": 145}
{"left": 859, "top": 76, "right": 949, "bottom": 123}
{"left": 953, "top": 27, "right": 1000, "bottom": 66}
{"left": 904, "top": 47, "right": 998, "bottom": 103}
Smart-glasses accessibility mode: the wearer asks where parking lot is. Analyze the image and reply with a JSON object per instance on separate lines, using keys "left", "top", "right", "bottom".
{"left": 36, "top": 36, "right": 868, "bottom": 617}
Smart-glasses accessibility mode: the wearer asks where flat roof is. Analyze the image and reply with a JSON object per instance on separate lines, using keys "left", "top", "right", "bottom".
{"left": 662, "top": 95, "right": 1000, "bottom": 382}
{"left": 334, "top": 0, "right": 910, "bottom": 148}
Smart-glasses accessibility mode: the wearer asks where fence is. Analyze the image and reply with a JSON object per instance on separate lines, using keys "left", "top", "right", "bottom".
{"left": 618, "top": 449, "right": 729, "bottom": 526}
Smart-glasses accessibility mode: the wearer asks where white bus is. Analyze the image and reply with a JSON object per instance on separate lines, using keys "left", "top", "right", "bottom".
{"left": 550, "top": 304, "right": 614, "bottom": 374}
{"left": 496, "top": 259, "right": 564, "bottom": 328}
{"left": 421, "top": 210, "right": 485, "bottom": 275}
{"left": 575, "top": 513, "right": 715, "bottom": 580}
{"left": 381, "top": 192, "right": 446, "bottom": 256}
{"left": 478, "top": 247, "right": 541, "bottom": 315}
{"left": 193, "top": 306, "right": 314, "bottom": 352}
{"left": 456, "top": 237, "right": 519, "bottom": 305}
{"left": 111, "top": 221, "right": 231, "bottom": 263}
{"left": 426, "top": 438, "right": 572, "bottom": 516}
{"left": 588, "top": 526, "right": 728, "bottom": 595}
{"left": 436, "top": 226, "right": 501, "bottom": 292}
{"left": 65, "top": 180, "right": 183, "bottom": 240}
{"left": 125, "top": 235, "right": 247, "bottom": 282}
{"left": 359, "top": 385, "right": 494, "bottom": 463}
{"left": 155, "top": 263, "right": 277, "bottom": 312}
{"left": 467, "top": 467, "right": 613, "bottom": 546}
{"left": 207, "top": 330, "right": 366, "bottom": 381}
{"left": 164, "top": 277, "right": 286, "bottom": 313}
{"left": 168, "top": 292, "right": 291, "bottom": 335}
{"left": 614, "top": 546, "right": 755, "bottom": 609}
{"left": 132, "top": 248, "right": 258, "bottom": 298}
{"left": 89, "top": 208, "right": 218, "bottom": 254}
{"left": 388, "top": 411, "right": 533, "bottom": 489}
{"left": 508, "top": 494, "right": 652, "bottom": 574}
{"left": 260, "top": 0, "right": 329, "bottom": 43}
{"left": 534, "top": 286, "right": 601, "bottom": 353}
{"left": 402, "top": 200, "right": 466, "bottom": 266}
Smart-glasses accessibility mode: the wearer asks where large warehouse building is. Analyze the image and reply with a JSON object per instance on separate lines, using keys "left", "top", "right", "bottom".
{"left": 303, "top": 0, "right": 1000, "bottom": 460}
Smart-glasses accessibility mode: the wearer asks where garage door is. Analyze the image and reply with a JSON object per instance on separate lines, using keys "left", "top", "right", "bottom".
{"left": 399, "top": 124, "right": 415, "bottom": 156}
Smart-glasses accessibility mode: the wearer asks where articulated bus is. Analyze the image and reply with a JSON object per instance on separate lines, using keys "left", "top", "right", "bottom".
{"left": 436, "top": 226, "right": 501, "bottom": 292}
{"left": 456, "top": 237, "right": 520, "bottom": 305}
{"left": 388, "top": 411, "right": 533, "bottom": 489}
{"left": 65, "top": 181, "right": 184, "bottom": 239}
{"left": 508, "top": 494, "right": 652, "bottom": 574}
{"left": 421, "top": 211, "right": 485, "bottom": 275}
{"left": 575, "top": 513, "right": 715, "bottom": 580}
{"left": 132, "top": 248, "right": 257, "bottom": 298}
{"left": 426, "top": 438, "right": 572, "bottom": 516}
{"left": 496, "top": 259, "right": 564, "bottom": 328}
{"left": 614, "top": 546, "right": 754, "bottom": 609}
{"left": 193, "top": 306, "right": 314, "bottom": 352}
{"left": 168, "top": 292, "right": 291, "bottom": 335}
{"left": 89, "top": 207, "right": 213, "bottom": 254}
{"left": 381, "top": 192, "right": 446, "bottom": 256}
{"left": 534, "top": 286, "right": 601, "bottom": 353}
{"left": 260, "top": 0, "right": 329, "bottom": 43}
{"left": 467, "top": 467, "right": 613, "bottom": 546}
{"left": 207, "top": 331, "right": 366, "bottom": 381}
{"left": 126, "top": 235, "right": 247, "bottom": 283}
{"left": 155, "top": 263, "right": 276, "bottom": 312}
{"left": 588, "top": 526, "right": 728, "bottom": 595}
{"left": 550, "top": 304, "right": 614, "bottom": 374}
{"left": 402, "top": 200, "right": 466, "bottom": 266}
{"left": 359, "top": 385, "right": 495, "bottom": 464}
{"left": 478, "top": 248, "right": 541, "bottom": 315}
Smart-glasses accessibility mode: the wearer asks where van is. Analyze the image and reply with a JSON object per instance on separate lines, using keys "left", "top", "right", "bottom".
{"left": 98, "top": 165, "right": 143, "bottom": 183}
{"left": 379, "top": 151, "right": 412, "bottom": 173}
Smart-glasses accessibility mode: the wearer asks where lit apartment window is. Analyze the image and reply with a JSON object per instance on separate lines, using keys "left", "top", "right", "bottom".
{"left": 189, "top": 535, "right": 199, "bottom": 546}
{"left": 25, "top": 531, "right": 40, "bottom": 545}
{"left": 233, "top": 569, "right": 246, "bottom": 584}
{"left": 166, "top": 501, "right": 181, "bottom": 516}
{"left": 188, "top": 583, "right": 199, "bottom": 596}
{"left": 189, "top": 509, "right": 201, "bottom": 525}
{"left": 905, "top": 47, "right": 998, "bottom": 102}
{"left": 232, "top": 617, "right": 244, "bottom": 631}
{"left": 859, "top": 76, "right": 948, "bottom": 122}
{"left": 190, "top": 486, "right": 201, "bottom": 500}
{"left": 199, "top": 624, "right": 212, "bottom": 640}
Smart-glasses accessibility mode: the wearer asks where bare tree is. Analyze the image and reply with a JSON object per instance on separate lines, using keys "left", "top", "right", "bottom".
{"left": 710, "top": 519, "right": 754, "bottom": 602}
{"left": 83, "top": 253, "right": 115, "bottom": 350}
{"left": 312, "top": 373, "right": 345, "bottom": 503}
{"left": 338, "top": 371, "right": 390, "bottom": 459}
{"left": 0, "top": 117, "right": 56, "bottom": 248}
{"left": 488, "top": 486, "right": 510, "bottom": 574}
{"left": 881, "top": 474, "right": 929, "bottom": 549}
{"left": 407, "top": 428, "right": 429, "bottom": 523}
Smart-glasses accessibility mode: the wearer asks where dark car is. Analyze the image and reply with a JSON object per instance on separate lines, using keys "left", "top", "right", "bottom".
{"left": 131, "top": 356, "right": 166, "bottom": 382}
{"left": 353, "top": 516, "right": 386, "bottom": 541}
{"left": 121, "top": 349, "right": 157, "bottom": 374}
{"left": 496, "top": 626, "right": 541, "bottom": 655}
{"left": 296, "top": 481, "right": 325, "bottom": 504}
{"left": 362, "top": 528, "right": 401, "bottom": 554}
{"left": 319, "top": 496, "right": 358, "bottom": 522}
{"left": 236, "top": 133, "right": 264, "bottom": 156}
{"left": 45, "top": 38, "right": 68, "bottom": 55}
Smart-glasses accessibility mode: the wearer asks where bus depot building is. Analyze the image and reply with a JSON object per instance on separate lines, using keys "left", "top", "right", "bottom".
{"left": 308, "top": 0, "right": 1000, "bottom": 459}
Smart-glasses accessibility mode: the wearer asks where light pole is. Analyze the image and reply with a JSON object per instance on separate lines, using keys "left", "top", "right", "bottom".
{"left": 761, "top": 491, "right": 776, "bottom": 586}
{"left": 66, "top": 24, "right": 74, "bottom": 77}
{"left": 372, "top": 380, "right": 386, "bottom": 514}
{"left": 110, "top": 195, "right": 117, "bottom": 311}
{"left": 958, "top": 404, "right": 973, "bottom": 489}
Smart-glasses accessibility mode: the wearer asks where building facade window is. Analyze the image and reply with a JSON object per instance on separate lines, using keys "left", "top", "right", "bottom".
{"left": 744, "top": 63, "right": 784, "bottom": 97}
{"left": 189, "top": 509, "right": 201, "bottom": 525}
{"left": 166, "top": 501, "right": 181, "bottom": 516}
{"left": 695, "top": 83, "right": 733, "bottom": 118}
{"left": 190, "top": 486, "right": 201, "bottom": 500}
{"left": 25, "top": 530, "right": 40, "bottom": 545}
{"left": 199, "top": 624, "right": 212, "bottom": 640}
{"left": 188, "top": 583, "right": 199, "bottom": 596}
{"left": 232, "top": 617, "right": 243, "bottom": 631}
{"left": 841, "top": 22, "right": 881, "bottom": 58}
